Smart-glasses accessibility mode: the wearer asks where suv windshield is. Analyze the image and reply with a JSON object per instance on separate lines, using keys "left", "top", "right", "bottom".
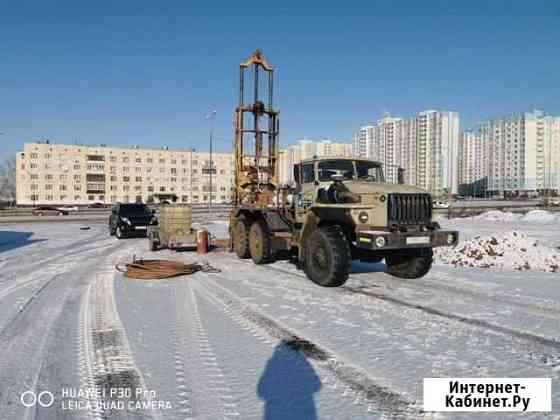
{"left": 356, "top": 161, "right": 384, "bottom": 182}
{"left": 120, "top": 204, "right": 149, "bottom": 214}
{"left": 318, "top": 160, "right": 355, "bottom": 182}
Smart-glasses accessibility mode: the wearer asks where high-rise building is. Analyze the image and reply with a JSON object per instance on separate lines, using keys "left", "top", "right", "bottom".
{"left": 458, "top": 111, "right": 560, "bottom": 196}
{"left": 16, "top": 141, "right": 235, "bottom": 205}
{"left": 353, "top": 110, "right": 459, "bottom": 194}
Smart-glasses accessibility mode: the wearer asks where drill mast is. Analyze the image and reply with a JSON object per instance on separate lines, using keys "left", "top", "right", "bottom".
{"left": 233, "top": 50, "right": 279, "bottom": 206}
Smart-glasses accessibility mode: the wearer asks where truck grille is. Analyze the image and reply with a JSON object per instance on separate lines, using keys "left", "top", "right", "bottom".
{"left": 387, "top": 193, "right": 432, "bottom": 225}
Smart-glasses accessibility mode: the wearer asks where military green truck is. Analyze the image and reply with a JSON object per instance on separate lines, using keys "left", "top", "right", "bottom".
{"left": 228, "top": 50, "right": 458, "bottom": 287}
{"left": 231, "top": 157, "right": 459, "bottom": 287}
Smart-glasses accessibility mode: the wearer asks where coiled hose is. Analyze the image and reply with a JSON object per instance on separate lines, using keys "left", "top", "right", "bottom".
{"left": 116, "top": 259, "right": 220, "bottom": 280}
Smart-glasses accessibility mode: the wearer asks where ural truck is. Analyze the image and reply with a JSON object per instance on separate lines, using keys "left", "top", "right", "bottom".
{"left": 229, "top": 50, "right": 459, "bottom": 287}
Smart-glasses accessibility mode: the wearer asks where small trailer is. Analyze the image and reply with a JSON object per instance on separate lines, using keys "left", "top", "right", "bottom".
{"left": 148, "top": 205, "right": 197, "bottom": 251}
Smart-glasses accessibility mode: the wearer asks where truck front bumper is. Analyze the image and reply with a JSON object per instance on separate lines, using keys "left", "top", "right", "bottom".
{"left": 355, "top": 229, "right": 459, "bottom": 250}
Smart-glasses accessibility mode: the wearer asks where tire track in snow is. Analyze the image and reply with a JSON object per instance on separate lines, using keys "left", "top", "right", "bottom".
{"left": 342, "top": 286, "right": 560, "bottom": 350}
{"left": 173, "top": 281, "right": 240, "bottom": 420}
{"left": 193, "top": 276, "right": 421, "bottom": 419}
{"left": 228, "top": 256, "right": 560, "bottom": 360}
{"left": 78, "top": 247, "right": 158, "bottom": 420}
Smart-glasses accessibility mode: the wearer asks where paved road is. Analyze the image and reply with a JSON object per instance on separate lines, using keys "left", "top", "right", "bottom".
{"left": 0, "top": 222, "right": 558, "bottom": 419}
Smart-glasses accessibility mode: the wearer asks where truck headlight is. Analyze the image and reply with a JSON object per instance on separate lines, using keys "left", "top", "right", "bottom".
{"left": 358, "top": 211, "right": 369, "bottom": 223}
{"left": 375, "top": 237, "right": 386, "bottom": 248}
{"left": 446, "top": 233, "right": 455, "bottom": 244}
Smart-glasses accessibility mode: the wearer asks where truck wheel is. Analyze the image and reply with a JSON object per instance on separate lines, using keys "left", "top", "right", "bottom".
{"left": 304, "top": 226, "right": 351, "bottom": 287}
{"left": 233, "top": 219, "right": 251, "bottom": 259}
{"left": 386, "top": 248, "right": 433, "bottom": 279}
{"left": 149, "top": 235, "right": 158, "bottom": 251}
{"left": 249, "top": 220, "right": 273, "bottom": 264}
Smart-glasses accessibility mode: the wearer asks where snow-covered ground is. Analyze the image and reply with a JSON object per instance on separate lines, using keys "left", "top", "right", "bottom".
{"left": 0, "top": 220, "right": 558, "bottom": 419}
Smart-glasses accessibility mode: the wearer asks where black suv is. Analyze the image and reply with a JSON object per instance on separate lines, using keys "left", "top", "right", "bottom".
{"left": 109, "top": 203, "right": 155, "bottom": 239}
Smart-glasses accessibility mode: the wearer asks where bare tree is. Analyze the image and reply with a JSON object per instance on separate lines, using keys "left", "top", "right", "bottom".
{"left": 0, "top": 156, "right": 16, "bottom": 201}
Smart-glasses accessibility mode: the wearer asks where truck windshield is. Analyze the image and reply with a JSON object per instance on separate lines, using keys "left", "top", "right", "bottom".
{"left": 120, "top": 204, "right": 149, "bottom": 214}
{"left": 318, "top": 160, "right": 355, "bottom": 182}
{"left": 356, "top": 161, "right": 384, "bottom": 182}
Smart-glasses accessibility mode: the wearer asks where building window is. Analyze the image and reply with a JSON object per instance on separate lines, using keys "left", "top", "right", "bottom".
{"left": 30, "top": 184, "right": 38, "bottom": 190}
{"left": 159, "top": 186, "right": 166, "bottom": 192}
{"left": 88, "top": 195, "right": 95, "bottom": 200}
{"left": 74, "top": 185, "right": 81, "bottom": 191}
{"left": 135, "top": 158, "right": 141, "bottom": 163}
{"left": 159, "top": 159, "right": 165, "bottom": 164}
{"left": 123, "top": 157, "right": 129, "bottom": 163}
{"left": 123, "top": 176, "right": 130, "bottom": 182}
{"left": 135, "top": 177, "right": 142, "bottom": 182}
{"left": 74, "top": 164, "right": 81, "bottom": 170}
{"left": 110, "top": 176, "right": 117, "bottom": 181}
{"left": 148, "top": 186, "right": 154, "bottom": 192}
{"left": 147, "top": 158, "right": 153, "bottom": 164}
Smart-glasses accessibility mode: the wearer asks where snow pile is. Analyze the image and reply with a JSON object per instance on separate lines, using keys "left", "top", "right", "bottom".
{"left": 434, "top": 231, "right": 560, "bottom": 273}
{"left": 519, "top": 210, "right": 559, "bottom": 224}
{"left": 472, "top": 209, "right": 560, "bottom": 224}
{"left": 472, "top": 210, "right": 521, "bottom": 222}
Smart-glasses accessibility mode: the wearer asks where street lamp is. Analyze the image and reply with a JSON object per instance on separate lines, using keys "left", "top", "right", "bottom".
{"left": 205, "top": 111, "right": 217, "bottom": 219}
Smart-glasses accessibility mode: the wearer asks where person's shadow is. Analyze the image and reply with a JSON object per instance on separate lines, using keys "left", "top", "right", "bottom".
{"left": 257, "top": 340, "right": 322, "bottom": 420}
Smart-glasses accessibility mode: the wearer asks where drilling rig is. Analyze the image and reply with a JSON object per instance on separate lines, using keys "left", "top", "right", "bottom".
{"left": 232, "top": 49, "right": 279, "bottom": 207}
{"left": 229, "top": 50, "right": 459, "bottom": 287}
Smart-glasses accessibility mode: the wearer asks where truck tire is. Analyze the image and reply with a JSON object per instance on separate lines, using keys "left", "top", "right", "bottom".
{"left": 385, "top": 248, "right": 433, "bottom": 279}
{"left": 303, "top": 225, "right": 351, "bottom": 287}
{"left": 233, "top": 218, "right": 251, "bottom": 259}
{"left": 149, "top": 235, "right": 158, "bottom": 251}
{"left": 249, "top": 220, "right": 273, "bottom": 264}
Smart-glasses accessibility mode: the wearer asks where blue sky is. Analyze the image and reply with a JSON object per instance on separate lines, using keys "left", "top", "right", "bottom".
{"left": 1, "top": 0, "right": 559, "bottom": 160}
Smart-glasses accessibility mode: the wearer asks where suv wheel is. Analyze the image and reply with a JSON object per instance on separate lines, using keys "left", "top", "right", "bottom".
{"left": 249, "top": 220, "right": 273, "bottom": 264}
{"left": 386, "top": 248, "right": 433, "bottom": 279}
{"left": 304, "top": 225, "right": 351, "bottom": 287}
{"left": 115, "top": 226, "right": 126, "bottom": 239}
{"left": 233, "top": 218, "right": 251, "bottom": 259}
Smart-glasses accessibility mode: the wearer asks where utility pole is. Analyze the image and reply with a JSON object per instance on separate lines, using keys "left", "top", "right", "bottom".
{"left": 206, "top": 111, "right": 216, "bottom": 219}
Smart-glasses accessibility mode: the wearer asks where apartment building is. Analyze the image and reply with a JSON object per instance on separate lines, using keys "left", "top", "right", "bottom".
{"left": 353, "top": 110, "right": 459, "bottom": 194}
{"left": 458, "top": 111, "right": 560, "bottom": 196}
{"left": 16, "top": 141, "right": 235, "bottom": 205}
{"left": 278, "top": 138, "right": 354, "bottom": 183}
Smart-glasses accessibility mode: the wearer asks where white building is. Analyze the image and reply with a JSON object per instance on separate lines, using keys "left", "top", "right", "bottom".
{"left": 279, "top": 138, "right": 354, "bottom": 183}
{"left": 354, "top": 110, "right": 459, "bottom": 194}
{"left": 458, "top": 111, "right": 560, "bottom": 196}
{"left": 16, "top": 141, "right": 235, "bottom": 205}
